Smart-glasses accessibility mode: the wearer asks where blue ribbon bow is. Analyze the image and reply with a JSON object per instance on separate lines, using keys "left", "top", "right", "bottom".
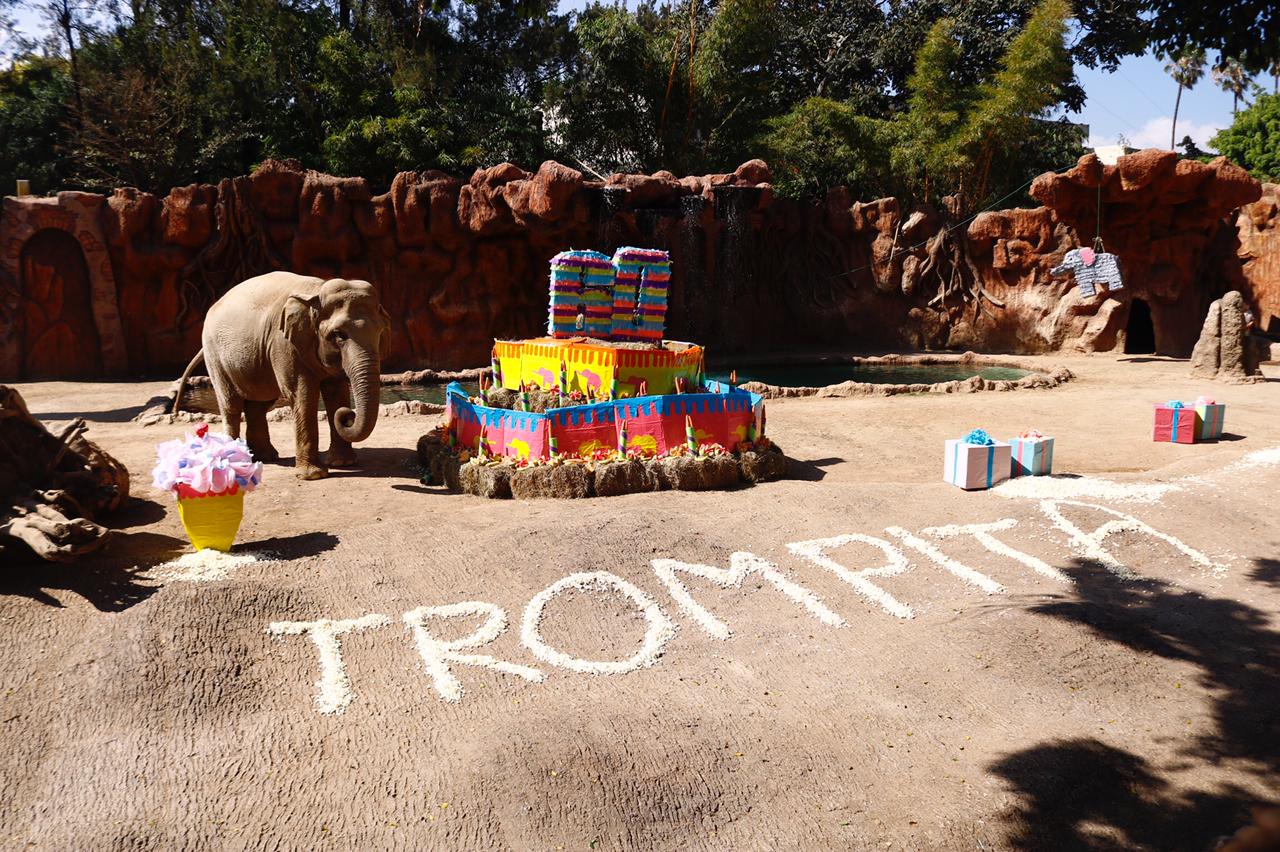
{"left": 963, "top": 428, "right": 994, "bottom": 445}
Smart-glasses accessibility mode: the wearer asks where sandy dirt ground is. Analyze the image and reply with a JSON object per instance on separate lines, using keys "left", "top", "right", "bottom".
{"left": 2, "top": 353, "right": 1278, "bottom": 851}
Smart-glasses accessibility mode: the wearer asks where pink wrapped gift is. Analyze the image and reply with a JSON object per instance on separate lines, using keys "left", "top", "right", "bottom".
{"left": 1153, "top": 402, "right": 1196, "bottom": 444}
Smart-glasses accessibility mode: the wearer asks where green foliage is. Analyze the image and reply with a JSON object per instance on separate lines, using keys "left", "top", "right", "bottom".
{"left": 1164, "top": 46, "right": 1206, "bottom": 89}
{"left": 762, "top": 97, "right": 893, "bottom": 198}
{"left": 1211, "top": 93, "right": 1280, "bottom": 181}
{"left": 0, "top": 57, "right": 73, "bottom": 195}
{"left": 1146, "top": 0, "right": 1279, "bottom": 74}
{"left": 543, "top": 4, "right": 667, "bottom": 174}
{"left": 0, "top": 0, "right": 1145, "bottom": 196}
{"left": 890, "top": 17, "right": 970, "bottom": 199}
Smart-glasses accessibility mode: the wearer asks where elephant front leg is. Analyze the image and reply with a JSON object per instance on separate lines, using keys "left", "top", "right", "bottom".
{"left": 321, "top": 378, "right": 358, "bottom": 468}
{"left": 290, "top": 380, "right": 327, "bottom": 480}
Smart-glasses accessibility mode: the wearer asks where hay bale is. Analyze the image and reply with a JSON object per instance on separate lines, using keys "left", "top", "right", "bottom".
{"left": 739, "top": 449, "right": 789, "bottom": 483}
{"left": 510, "top": 463, "right": 594, "bottom": 499}
{"left": 437, "top": 455, "right": 461, "bottom": 491}
{"left": 486, "top": 388, "right": 517, "bottom": 409}
{"left": 416, "top": 433, "right": 463, "bottom": 490}
{"left": 657, "top": 455, "right": 741, "bottom": 491}
{"left": 459, "top": 462, "right": 513, "bottom": 499}
{"left": 594, "top": 459, "right": 660, "bottom": 496}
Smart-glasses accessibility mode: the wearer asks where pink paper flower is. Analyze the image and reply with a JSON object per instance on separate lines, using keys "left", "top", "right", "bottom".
{"left": 152, "top": 428, "right": 264, "bottom": 497}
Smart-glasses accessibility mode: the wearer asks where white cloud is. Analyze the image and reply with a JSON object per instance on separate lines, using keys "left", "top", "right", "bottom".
{"left": 1089, "top": 117, "right": 1223, "bottom": 152}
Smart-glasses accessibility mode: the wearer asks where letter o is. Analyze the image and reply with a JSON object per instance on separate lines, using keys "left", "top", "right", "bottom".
{"left": 521, "top": 571, "right": 676, "bottom": 675}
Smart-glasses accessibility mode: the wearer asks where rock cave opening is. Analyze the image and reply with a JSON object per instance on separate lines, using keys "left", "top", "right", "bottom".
{"left": 1125, "top": 298, "right": 1156, "bottom": 355}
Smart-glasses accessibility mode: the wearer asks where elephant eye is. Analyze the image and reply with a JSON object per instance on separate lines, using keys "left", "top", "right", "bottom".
{"left": 331, "top": 330, "right": 348, "bottom": 343}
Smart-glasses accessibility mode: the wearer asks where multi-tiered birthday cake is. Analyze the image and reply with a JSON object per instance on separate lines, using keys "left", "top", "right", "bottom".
{"left": 418, "top": 247, "right": 788, "bottom": 498}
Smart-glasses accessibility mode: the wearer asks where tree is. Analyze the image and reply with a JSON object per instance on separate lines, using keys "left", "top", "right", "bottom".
{"left": 1212, "top": 57, "right": 1252, "bottom": 115}
{"left": 762, "top": 97, "right": 893, "bottom": 198}
{"left": 1211, "top": 93, "right": 1280, "bottom": 181}
{"left": 1178, "top": 135, "right": 1209, "bottom": 160}
{"left": 1146, "top": 0, "right": 1279, "bottom": 75}
{"left": 0, "top": 57, "right": 74, "bottom": 195}
{"left": 766, "top": 0, "right": 1077, "bottom": 208}
{"left": 1164, "top": 47, "right": 1205, "bottom": 150}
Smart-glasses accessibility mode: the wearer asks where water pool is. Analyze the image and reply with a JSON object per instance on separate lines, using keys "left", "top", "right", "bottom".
{"left": 175, "top": 362, "right": 1032, "bottom": 414}
{"left": 708, "top": 363, "right": 1031, "bottom": 387}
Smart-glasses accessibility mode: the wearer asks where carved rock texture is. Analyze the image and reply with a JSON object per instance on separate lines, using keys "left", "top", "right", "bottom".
{"left": 0, "top": 151, "right": 1270, "bottom": 381}
{"left": 1030, "top": 152, "right": 1262, "bottom": 356}
{"left": 1189, "top": 291, "right": 1263, "bottom": 381}
{"left": 1224, "top": 183, "right": 1280, "bottom": 335}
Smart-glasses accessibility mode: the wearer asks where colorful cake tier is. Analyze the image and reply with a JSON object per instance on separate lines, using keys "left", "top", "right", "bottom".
{"left": 447, "top": 381, "right": 761, "bottom": 462}
{"left": 494, "top": 338, "right": 704, "bottom": 398}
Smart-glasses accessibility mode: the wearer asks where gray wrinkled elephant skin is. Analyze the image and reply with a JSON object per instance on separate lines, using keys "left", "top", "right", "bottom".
{"left": 174, "top": 272, "right": 391, "bottom": 480}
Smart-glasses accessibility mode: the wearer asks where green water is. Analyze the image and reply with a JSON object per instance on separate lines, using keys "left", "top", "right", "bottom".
{"left": 178, "top": 363, "right": 1027, "bottom": 413}
{"left": 708, "top": 363, "right": 1030, "bottom": 387}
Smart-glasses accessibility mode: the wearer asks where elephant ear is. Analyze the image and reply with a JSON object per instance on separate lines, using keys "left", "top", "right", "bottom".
{"left": 378, "top": 304, "right": 392, "bottom": 361}
{"left": 279, "top": 293, "right": 323, "bottom": 367}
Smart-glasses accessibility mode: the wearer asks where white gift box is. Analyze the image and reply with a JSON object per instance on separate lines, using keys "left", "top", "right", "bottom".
{"left": 944, "top": 439, "right": 1012, "bottom": 490}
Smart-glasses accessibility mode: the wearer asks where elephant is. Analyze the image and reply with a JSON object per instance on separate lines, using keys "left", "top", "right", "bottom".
{"left": 173, "top": 272, "right": 391, "bottom": 480}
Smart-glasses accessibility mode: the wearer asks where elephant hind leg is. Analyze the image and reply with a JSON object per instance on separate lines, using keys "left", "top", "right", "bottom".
{"left": 321, "top": 378, "right": 358, "bottom": 468}
{"left": 210, "top": 376, "right": 243, "bottom": 439}
{"left": 243, "top": 400, "right": 280, "bottom": 463}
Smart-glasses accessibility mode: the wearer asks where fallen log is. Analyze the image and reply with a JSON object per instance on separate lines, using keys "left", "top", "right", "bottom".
{"left": 0, "top": 386, "right": 129, "bottom": 562}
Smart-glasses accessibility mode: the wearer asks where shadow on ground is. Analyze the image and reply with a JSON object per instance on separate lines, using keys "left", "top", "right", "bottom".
{"left": 109, "top": 497, "right": 169, "bottom": 528}
{"left": 240, "top": 531, "right": 339, "bottom": 559}
{"left": 789, "top": 456, "right": 843, "bottom": 481}
{"left": 272, "top": 446, "right": 417, "bottom": 479}
{"left": 0, "top": 529, "right": 183, "bottom": 611}
{"left": 32, "top": 404, "right": 148, "bottom": 423}
{"left": 989, "top": 556, "right": 1280, "bottom": 850}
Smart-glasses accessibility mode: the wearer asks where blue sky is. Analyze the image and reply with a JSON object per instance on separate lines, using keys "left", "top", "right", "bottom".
{"left": 5, "top": 4, "right": 1271, "bottom": 154}
{"left": 1074, "top": 52, "right": 1272, "bottom": 151}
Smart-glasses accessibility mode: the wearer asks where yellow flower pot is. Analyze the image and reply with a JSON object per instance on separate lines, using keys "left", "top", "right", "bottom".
{"left": 176, "top": 490, "right": 245, "bottom": 552}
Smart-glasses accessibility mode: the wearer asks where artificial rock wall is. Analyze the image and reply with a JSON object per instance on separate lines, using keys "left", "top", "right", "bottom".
{"left": 0, "top": 150, "right": 1267, "bottom": 381}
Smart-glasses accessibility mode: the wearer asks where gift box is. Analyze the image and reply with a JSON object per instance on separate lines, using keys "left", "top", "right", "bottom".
{"left": 1009, "top": 432, "right": 1054, "bottom": 477}
{"left": 1153, "top": 402, "right": 1196, "bottom": 444}
{"left": 1194, "top": 396, "right": 1225, "bottom": 441}
{"left": 944, "top": 430, "right": 1011, "bottom": 490}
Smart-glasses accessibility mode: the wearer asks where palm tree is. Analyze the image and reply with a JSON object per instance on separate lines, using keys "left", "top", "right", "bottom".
{"left": 1212, "top": 57, "right": 1251, "bottom": 115}
{"left": 1270, "top": 58, "right": 1280, "bottom": 94}
{"left": 1164, "top": 47, "right": 1206, "bottom": 149}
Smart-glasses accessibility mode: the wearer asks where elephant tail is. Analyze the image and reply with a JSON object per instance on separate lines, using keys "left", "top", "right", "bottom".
{"left": 171, "top": 349, "right": 205, "bottom": 415}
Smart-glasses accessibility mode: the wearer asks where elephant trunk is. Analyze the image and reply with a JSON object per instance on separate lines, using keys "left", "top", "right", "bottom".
{"left": 335, "top": 351, "right": 379, "bottom": 443}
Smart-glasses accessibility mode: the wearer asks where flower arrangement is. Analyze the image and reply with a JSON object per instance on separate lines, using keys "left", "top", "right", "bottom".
{"left": 153, "top": 424, "right": 263, "bottom": 498}
{"left": 153, "top": 424, "right": 262, "bottom": 551}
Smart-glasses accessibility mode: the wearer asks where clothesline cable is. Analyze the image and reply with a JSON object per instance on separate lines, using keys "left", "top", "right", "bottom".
{"left": 1093, "top": 170, "right": 1105, "bottom": 253}
{"left": 823, "top": 160, "right": 1087, "bottom": 283}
